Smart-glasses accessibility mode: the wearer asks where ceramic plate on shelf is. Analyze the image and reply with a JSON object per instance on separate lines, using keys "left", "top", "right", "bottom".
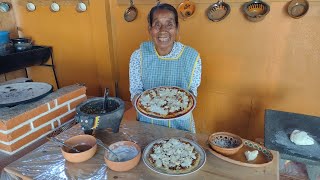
{"left": 134, "top": 86, "right": 196, "bottom": 121}
{"left": 208, "top": 139, "right": 274, "bottom": 168}
{"left": 142, "top": 137, "right": 206, "bottom": 176}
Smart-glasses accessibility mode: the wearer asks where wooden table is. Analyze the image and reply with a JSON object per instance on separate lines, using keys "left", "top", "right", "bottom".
{"left": 2, "top": 108, "right": 279, "bottom": 180}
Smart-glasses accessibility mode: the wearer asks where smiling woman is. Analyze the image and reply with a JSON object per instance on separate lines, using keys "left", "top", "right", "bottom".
{"left": 129, "top": 3, "right": 202, "bottom": 133}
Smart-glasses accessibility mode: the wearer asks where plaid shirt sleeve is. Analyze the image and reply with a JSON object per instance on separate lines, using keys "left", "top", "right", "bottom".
{"left": 189, "top": 57, "right": 202, "bottom": 97}
{"left": 129, "top": 49, "right": 144, "bottom": 100}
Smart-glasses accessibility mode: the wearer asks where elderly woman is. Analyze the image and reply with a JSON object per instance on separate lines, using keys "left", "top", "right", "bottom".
{"left": 129, "top": 3, "right": 202, "bottom": 133}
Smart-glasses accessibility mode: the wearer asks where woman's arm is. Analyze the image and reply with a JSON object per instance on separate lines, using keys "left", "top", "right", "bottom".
{"left": 189, "top": 56, "right": 202, "bottom": 97}
{"left": 129, "top": 49, "right": 144, "bottom": 104}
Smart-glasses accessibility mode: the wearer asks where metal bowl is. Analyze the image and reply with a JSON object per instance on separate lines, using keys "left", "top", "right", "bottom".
{"left": 207, "top": 0, "right": 231, "bottom": 22}
{"left": 287, "top": 0, "right": 309, "bottom": 19}
{"left": 243, "top": 0, "right": 270, "bottom": 22}
{"left": 124, "top": 0, "right": 138, "bottom": 22}
{"left": 124, "top": 6, "right": 138, "bottom": 22}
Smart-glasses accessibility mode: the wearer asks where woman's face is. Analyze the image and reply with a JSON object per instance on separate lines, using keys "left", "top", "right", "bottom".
{"left": 149, "top": 9, "right": 178, "bottom": 55}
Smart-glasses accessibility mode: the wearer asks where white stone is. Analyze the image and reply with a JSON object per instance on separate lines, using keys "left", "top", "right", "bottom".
{"left": 290, "top": 130, "right": 315, "bottom": 146}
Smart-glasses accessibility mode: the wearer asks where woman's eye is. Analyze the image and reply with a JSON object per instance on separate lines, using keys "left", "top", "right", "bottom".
{"left": 153, "top": 23, "right": 160, "bottom": 28}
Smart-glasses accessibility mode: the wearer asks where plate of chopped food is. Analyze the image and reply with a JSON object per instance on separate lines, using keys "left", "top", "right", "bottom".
{"left": 142, "top": 137, "right": 206, "bottom": 176}
{"left": 135, "top": 86, "right": 196, "bottom": 120}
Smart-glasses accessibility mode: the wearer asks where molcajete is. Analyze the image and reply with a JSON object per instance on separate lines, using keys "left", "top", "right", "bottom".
{"left": 75, "top": 97, "right": 125, "bottom": 134}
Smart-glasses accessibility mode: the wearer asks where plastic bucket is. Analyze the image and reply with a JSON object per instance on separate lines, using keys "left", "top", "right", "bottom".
{"left": 0, "top": 31, "right": 9, "bottom": 44}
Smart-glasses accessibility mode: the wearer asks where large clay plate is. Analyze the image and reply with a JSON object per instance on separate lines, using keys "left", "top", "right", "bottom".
{"left": 134, "top": 86, "right": 196, "bottom": 121}
{"left": 142, "top": 137, "right": 206, "bottom": 176}
{"left": 0, "top": 82, "right": 53, "bottom": 107}
{"left": 208, "top": 139, "right": 273, "bottom": 168}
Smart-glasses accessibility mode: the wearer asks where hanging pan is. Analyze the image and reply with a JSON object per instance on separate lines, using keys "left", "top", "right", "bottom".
{"left": 242, "top": 0, "right": 270, "bottom": 22}
{"left": 287, "top": 0, "right": 309, "bottom": 19}
{"left": 206, "top": 0, "right": 231, "bottom": 22}
{"left": 124, "top": 0, "right": 138, "bottom": 22}
{"left": 177, "top": 0, "right": 196, "bottom": 20}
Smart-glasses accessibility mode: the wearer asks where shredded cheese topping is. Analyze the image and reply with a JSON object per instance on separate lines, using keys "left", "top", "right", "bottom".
{"left": 149, "top": 138, "right": 197, "bottom": 170}
{"left": 140, "top": 87, "right": 190, "bottom": 116}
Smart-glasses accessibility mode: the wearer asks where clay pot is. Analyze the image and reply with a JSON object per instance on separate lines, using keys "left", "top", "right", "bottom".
{"left": 61, "top": 135, "right": 97, "bottom": 163}
{"left": 209, "top": 132, "right": 243, "bottom": 156}
{"left": 104, "top": 141, "right": 141, "bottom": 172}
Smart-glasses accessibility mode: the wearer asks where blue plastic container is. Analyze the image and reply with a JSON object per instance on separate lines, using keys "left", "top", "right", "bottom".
{"left": 0, "top": 31, "right": 9, "bottom": 44}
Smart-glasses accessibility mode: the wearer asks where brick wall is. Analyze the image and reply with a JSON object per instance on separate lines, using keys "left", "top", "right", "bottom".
{"left": 0, "top": 84, "right": 87, "bottom": 155}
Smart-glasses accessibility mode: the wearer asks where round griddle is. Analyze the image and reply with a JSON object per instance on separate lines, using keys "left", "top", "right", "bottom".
{"left": 0, "top": 82, "right": 53, "bottom": 107}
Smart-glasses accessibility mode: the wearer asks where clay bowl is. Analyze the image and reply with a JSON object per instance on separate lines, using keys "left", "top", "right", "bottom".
{"left": 209, "top": 132, "right": 243, "bottom": 156}
{"left": 104, "top": 141, "right": 141, "bottom": 172}
{"left": 61, "top": 135, "right": 97, "bottom": 163}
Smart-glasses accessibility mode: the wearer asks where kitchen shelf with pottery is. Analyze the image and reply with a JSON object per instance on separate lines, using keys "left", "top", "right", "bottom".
{"left": 2, "top": 104, "right": 280, "bottom": 179}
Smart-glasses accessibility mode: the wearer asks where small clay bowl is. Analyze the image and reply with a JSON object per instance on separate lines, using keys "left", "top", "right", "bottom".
{"left": 209, "top": 132, "right": 243, "bottom": 156}
{"left": 104, "top": 141, "right": 141, "bottom": 172}
{"left": 61, "top": 135, "right": 97, "bottom": 163}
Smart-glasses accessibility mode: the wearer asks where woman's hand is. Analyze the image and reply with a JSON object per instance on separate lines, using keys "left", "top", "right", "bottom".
{"left": 189, "top": 90, "right": 196, "bottom": 97}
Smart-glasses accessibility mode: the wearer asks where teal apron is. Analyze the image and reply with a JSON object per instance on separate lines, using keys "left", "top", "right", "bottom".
{"left": 138, "top": 41, "right": 199, "bottom": 133}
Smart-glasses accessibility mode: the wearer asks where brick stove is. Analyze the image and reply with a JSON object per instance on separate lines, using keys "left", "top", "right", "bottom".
{"left": 0, "top": 84, "right": 87, "bottom": 155}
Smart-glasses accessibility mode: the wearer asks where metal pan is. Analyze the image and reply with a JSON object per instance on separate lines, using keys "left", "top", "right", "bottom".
{"left": 287, "top": 0, "right": 309, "bottom": 19}
{"left": 124, "top": 0, "right": 138, "bottom": 22}
{"left": 207, "top": 0, "right": 231, "bottom": 22}
{"left": 177, "top": 0, "right": 196, "bottom": 20}
{"left": 242, "top": 0, "right": 270, "bottom": 22}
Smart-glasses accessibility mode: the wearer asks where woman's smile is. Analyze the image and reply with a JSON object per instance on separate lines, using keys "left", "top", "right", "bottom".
{"left": 158, "top": 35, "right": 170, "bottom": 42}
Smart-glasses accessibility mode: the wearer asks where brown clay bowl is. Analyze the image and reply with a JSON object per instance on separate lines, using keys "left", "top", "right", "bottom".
{"left": 61, "top": 135, "right": 97, "bottom": 163}
{"left": 209, "top": 132, "right": 243, "bottom": 156}
{"left": 104, "top": 141, "right": 141, "bottom": 172}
